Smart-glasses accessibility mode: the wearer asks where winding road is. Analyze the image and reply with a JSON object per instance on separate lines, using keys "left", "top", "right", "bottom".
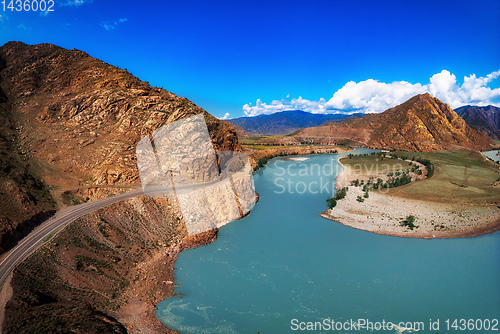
{"left": 0, "top": 179, "right": 235, "bottom": 288}
{"left": 0, "top": 148, "right": 254, "bottom": 289}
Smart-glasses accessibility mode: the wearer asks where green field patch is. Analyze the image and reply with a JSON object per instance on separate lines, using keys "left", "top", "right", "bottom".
{"left": 388, "top": 150, "right": 499, "bottom": 205}
{"left": 341, "top": 154, "right": 413, "bottom": 181}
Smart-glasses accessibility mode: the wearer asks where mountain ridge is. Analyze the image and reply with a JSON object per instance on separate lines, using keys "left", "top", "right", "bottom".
{"left": 229, "top": 109, "right": 364, "bottom": 135}
{"left": 455, "top": 105, "right": 500, "bottom": 140}
{"left": 0, "top": 41, "right": 241, "bottom": 333}
{"left": 0, "top": 41, "right": 240, "bottom": 254}
{"left": 292, "top": 93, "right": 492, "bottom": 151}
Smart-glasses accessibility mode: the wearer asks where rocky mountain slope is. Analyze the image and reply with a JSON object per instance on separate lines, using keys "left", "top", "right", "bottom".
{"left": 230, "top": 109, "right": 363, "bottom": 135}
{"left": 0, "top": 80, "right": 56, "bottom": 254}
{"left": 291, "top": 93, "right": 492, "bottom": 151}
{"left": 455, "top": 105, "right": 500, "bottom": 140}
{"left": 294, "top": 123, "right": 372, "bottom": 146}
{"left": 224, "top": 120, "right": 251, "bottom": 139}
{"left": 4, "top": 195, "right": 206, "bottom": 334}
{"left": 0, "top": 41, "right": 240, "bottom": 255}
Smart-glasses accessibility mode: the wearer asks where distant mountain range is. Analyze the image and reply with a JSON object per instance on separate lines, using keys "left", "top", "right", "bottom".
{"left": 229, "top": 110, "right": 364, "bottom": 135}
{"left": 454, "top": 105, "right": 500, "bottom": 140}
{"left": 228, "top": 95, "right": 494, "bottom": 151}
{"left": 290, "top": 93, "right": 492, "bottom": 151}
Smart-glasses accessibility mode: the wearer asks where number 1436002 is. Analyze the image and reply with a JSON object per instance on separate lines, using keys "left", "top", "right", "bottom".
{"left": 2, "top": 0, "right": 54, "bottom": 12}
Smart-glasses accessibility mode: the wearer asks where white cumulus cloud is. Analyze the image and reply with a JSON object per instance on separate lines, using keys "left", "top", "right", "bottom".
{"left": 220, "top": 113, "right": 230, "bottom": 120}
{"left": 243, "top": 97, "right": 328, "bottom": 117}
{"left": 242, "top": 70, "right": 500, "bottom": 117}
{"left": 326, "top": 79, "right": 426, "bottom": 113}
{"left": 427, "top": 70, "right": 500, "bottom": 108}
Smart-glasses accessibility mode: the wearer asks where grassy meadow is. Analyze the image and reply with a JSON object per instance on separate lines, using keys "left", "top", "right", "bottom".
{"left": 341, "top": 150, "right": 500, "bottom": 205}
{"left": 340, "top": 154, "right": 413, "bottom": 181}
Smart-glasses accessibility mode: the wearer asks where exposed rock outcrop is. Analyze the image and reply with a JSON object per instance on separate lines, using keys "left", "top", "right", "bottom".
{"left": 0, "top": 41, "right": 240, "bottom": 255}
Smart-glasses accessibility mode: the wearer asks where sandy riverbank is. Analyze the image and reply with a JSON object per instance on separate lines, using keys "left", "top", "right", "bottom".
{"left": 324, "top": 157, "right": 500, "bottom": 239}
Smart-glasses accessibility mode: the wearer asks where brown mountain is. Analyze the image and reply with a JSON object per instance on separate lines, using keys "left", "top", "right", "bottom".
{"left": 295, "top": 122, "right": 372, "bottom": 146}
{"left": 224, "top": 120, "right": 252, "bottom": 139}
{"left": 0, "top": 41, "right": 239, "bottom": 254}
{"left": 292, "top": 93, "right": 492, "bottom": 151}
{"left": 455, "top": 105, "right": 500, "bottom": 140}
{"left": 0, "top": 41, "right": 242, "bottom": 333}
{"left": 229, "top": 110, "right": 364, "bottom": 135}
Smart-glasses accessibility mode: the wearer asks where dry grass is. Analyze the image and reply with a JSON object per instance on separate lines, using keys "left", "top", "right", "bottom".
{"left": 388, "top": 150, "right": 500, "bottom": 205}
{"left": 340, "top": 154, "right": 414, "bottom": 182}
{"left": 324, "top": 149, "right": 500, "bottom": 238}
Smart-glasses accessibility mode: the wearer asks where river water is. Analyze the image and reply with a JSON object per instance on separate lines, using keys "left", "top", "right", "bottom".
{"left": 157, "top": 149, "right": 500, "bottom": 333}
{"left": 484, "top": 150, "right": 500, "bottom": 163}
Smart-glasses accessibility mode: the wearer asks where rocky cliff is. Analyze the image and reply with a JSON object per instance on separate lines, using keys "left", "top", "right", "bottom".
{"left": 0, "top": 41, "right": 240, "bottom": 255}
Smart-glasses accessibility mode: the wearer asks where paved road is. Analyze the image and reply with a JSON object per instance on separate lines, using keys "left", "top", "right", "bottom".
{"left": 0, "top": 179, "right": 221, "bottom": 287}
{"left": 0, "top": 148, "right": 255, "bottom": 288}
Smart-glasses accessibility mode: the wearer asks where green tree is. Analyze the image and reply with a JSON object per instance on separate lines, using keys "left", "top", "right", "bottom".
{"left": 334, "top": 187, "right": 347, "bottom": 200}
{"left": 326, "top": 198, "right": 337, "bottom": 209}
{"left": 400, "top": 215, "right": 417, "bottom": 230}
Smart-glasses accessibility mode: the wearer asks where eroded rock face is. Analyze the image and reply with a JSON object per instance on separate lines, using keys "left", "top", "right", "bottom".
{"left": 0, "top": 41, "right": 240, "bottom": 254}
{"left": 0, "top": 41, "right": 245, "bottom": 332}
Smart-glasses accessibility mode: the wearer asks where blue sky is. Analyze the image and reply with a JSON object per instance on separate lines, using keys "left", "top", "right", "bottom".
{"left": 1, "top": 0, "right": 499, "bottom": 119}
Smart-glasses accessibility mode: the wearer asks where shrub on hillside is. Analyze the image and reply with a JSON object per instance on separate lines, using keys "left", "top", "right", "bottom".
{"left": 326, "top": 198, "right": 337, "bottom": 209}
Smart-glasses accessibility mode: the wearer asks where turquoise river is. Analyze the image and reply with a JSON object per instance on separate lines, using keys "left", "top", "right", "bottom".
{"left": 157, "top": 148, "right": 500, "bottom": 333}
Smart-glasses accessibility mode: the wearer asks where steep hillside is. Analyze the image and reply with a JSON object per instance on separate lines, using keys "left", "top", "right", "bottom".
{"left": 455, "top": 105, "right": 500, "bottom": 139}
{"left": 230, "top": 110, "right": 363, "bottom": 135}
{"left": 292, "top": 93, "right": 492, "bottom": 151}
{"left": 224, "top": 120, "right": 251, "bottom": 139}
{"left": 3, "top": 195, "right": 217, "bottom": 334}
{"left": 0, "top": 83, "right": 56, "bottom": 253}
{"left": 351, "top": 93, "right": 492, "bottom": 151}
{"left": 294, "top": 123, "right": 371, "bottom": 146}
{"left": 0, "top": 41, "right": 240, "bottom": 255}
